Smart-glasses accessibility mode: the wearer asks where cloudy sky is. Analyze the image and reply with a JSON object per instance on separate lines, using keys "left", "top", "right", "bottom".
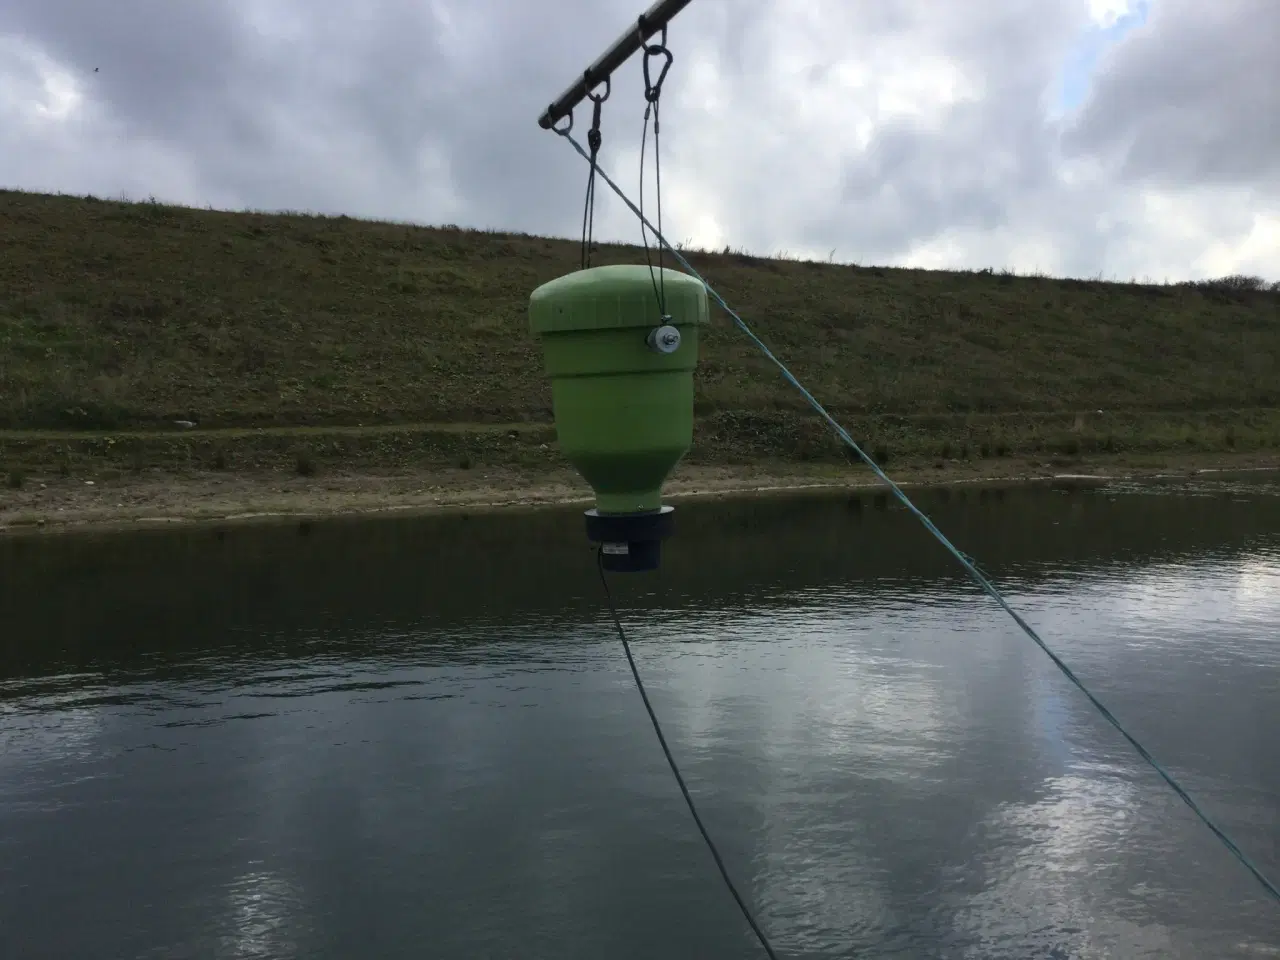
{"left": 2, "top": 0, "right": 1276, "bottom": 282}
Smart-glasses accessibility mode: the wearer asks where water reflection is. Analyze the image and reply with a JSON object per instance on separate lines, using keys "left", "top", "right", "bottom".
{"left": 0, "top": 478, "right": 1278, "bottom": 959}
{"left": 217, "top": 868, "right": 304, "bottom": 960}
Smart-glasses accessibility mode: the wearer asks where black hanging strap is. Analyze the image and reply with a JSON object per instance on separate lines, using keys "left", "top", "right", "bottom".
{"left": 638, "top": 21, "right": 673, "bottom": 318}
{"left": 580, "top": 74, "right": 610, "bottom": 270}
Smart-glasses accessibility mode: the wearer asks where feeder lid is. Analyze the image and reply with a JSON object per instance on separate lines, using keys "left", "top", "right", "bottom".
{"left": 529, "top": 264, "right": 709, "bottom": 335}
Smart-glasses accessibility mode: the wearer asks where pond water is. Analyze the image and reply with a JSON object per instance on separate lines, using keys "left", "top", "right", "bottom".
{"left": 2, "top": 476, "right": 1279, "bottom": 959}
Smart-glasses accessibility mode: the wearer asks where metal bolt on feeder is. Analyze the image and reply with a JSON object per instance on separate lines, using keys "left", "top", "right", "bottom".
{"left": 529, "top": 264, "right": 708, "bottom": 572}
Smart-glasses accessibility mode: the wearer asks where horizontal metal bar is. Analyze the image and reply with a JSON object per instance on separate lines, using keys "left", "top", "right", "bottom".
{"left": 537, "top": 0, "right": 694, "bottom": 130}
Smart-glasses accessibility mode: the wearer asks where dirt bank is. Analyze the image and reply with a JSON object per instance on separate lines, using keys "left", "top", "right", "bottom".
{"left": 3, "top": 452, "right": 1277, "bottom": 538}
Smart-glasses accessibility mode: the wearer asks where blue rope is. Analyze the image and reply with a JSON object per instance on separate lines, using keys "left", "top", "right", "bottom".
{"left": 555, "top": 128, "right": 1280, "bottom": 906}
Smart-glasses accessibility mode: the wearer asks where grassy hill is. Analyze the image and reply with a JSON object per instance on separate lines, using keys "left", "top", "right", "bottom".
{"left": 2, "top": 188, "right": 1279, "bottom": 480}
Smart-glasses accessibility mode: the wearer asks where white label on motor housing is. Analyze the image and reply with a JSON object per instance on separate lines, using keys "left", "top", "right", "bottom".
{"left": 602, "top": 543, "right": 630, "bottom": 556}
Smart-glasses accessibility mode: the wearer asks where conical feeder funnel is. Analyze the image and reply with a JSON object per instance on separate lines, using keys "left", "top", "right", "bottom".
{"left": 529, "top": 264, "right": 708, "bottom": 571}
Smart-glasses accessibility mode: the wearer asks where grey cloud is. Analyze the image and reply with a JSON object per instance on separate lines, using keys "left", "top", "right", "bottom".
{"left": 1, "top": 0, "right": 646, "bottom": 233}
{"left": 829, "top": 104, "right": 1063, "bottom": 261}
{"left": 759, "top": 0, "right": 1086, "bottom": 261}
{"left": 1, "top": 0, "right": 1276, "bottom": 281}
{"left": 1066, "top": 0, "right": 1280, "bottom": 186}
{"left": 3, "top": 0, "right": 255, "bottom": 143}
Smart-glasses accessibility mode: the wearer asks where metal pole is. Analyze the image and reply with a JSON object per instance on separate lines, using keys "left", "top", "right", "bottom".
{"left": 537, "top": 0, "right": 694, "bottom": 130}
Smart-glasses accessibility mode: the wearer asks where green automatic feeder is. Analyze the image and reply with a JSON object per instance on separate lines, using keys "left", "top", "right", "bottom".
{"left": 530, "top": 264, "right": 709, "bottom": 572}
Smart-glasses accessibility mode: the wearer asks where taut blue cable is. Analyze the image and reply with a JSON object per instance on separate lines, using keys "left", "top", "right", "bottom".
{"left": 556, "top": 127, "right": 1280, "bottom": 906}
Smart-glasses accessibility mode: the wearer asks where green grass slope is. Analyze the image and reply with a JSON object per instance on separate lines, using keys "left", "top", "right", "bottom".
{"left": 2, "top": 188, "right": 1278, "bottom": 476}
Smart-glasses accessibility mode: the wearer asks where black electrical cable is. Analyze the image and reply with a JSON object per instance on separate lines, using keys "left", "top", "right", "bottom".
{"left": 596, "top": 549, "right": 782, "bottom": 959}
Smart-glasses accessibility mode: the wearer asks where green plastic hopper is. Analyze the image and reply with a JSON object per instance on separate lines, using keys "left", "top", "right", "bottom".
{"left": 529, "top": 264, "right": 708, "bottom": 569}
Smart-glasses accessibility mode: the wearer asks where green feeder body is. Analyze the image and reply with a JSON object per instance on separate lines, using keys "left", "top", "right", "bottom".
{"left": 529, "top": 264, "right": 708, "bottom": 516}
